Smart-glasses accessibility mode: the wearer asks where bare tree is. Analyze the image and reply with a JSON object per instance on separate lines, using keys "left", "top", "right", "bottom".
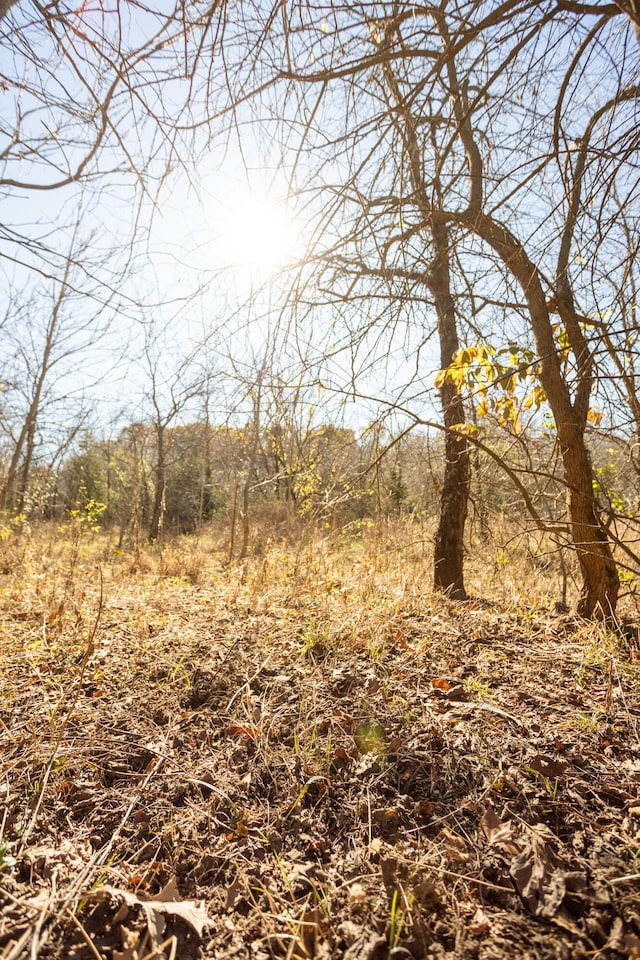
{"left": 0, "top": 224, "right": 120, "bottom": 513}
{"left": 140, "top": 323, "right": 212, "bottom": 542}
{"left": 211, "top": 0, "right": 639, "bottom": 616}
{"left": 377, "top": 34, "right": 472, "bottom": 598}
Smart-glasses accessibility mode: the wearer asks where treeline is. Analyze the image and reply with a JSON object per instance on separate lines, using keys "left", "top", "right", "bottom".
{"left": 26, "top": 422, "right": 428, "bottom": 540}
{"left": 5, "top": 417, "right": 638, "bottom": 559}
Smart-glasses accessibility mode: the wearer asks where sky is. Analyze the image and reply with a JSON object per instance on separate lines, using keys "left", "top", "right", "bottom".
{"left": 0, "top": 0, "right": 638, "bottom": 463}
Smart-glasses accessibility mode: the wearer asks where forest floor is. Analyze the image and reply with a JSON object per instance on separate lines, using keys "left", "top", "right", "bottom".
{"left": 1, "top": 521, "right": 640, "bottom": 960}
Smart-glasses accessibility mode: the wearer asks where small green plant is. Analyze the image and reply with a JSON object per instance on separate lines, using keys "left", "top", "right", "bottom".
{"left": 545, "top": 777, "right": 560, "bottom": 800}
{"left": 300, "top": 617, "right": 332, "bottom": 653}
{"left": 58, "top": 498, "right": 107, "bottom": 592}
{"left": 356, "top": 720, "right": 385, "bottom": 755}
{"left": 593, "top": 462, "right": 626, "bottom": 513}
{"left": 60, "top": 498, "right": 107, "bottom": 536}
{"left": 574, "top": 709, "right": 609, "bottom": 733}
{"left": 51, "top": 755, "right": 67, "bottom": 774}
{"left": 463, "top": 676, "right": 491, "bottom": 702}
{"left": 0, "top": 842, "right": 15, "bottom": 870}
{"left": 367, "top": 634, "right": 385, "bottom": 662}
{"left": 389, "top": 889, "right": 405, "bottom": 950}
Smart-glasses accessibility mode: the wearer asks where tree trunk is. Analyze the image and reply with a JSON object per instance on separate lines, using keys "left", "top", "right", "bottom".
{"left": 198, "top": 411, "right": 214, "bottom": 526}
{"left": 239, "top": 374, "right": 263, "bottom": 560}
{"left": 429, "top": 222, "right": 470, "bottom": 599}
{"left": 562, "top": 433, "right": 619, "bottom": 617}
{"left": 381, "top": 55, "right": 471, "bottom": 599}
{"left": 466, "top": 211, "right": 619, "bottom": 617}
{"left": 1, "top": 260, "right": 69, "bottom": 513}
{"left": 15, "top": 415, "right": 37, "bottom": 514}
{"left": 1, "top": 417, "right": 30, "bottom": 512}
{"left": 148, "top": 426, "right": 166, "bottom": 541}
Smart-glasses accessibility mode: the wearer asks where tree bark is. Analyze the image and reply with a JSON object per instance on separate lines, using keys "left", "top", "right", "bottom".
{"left": 148, "top": 425, "right": 166, "bottom": 541}
{"left": 1, "top": 257, "right": 71, "bottom": 513}
{"left": 239, "top": 373, "right": 263, "bottom": 561}
{"left": 429, "top": 221, "right": 470, "bottom": 599}
{"left": 463, "top": 211, "right": 619, "bottom": 617}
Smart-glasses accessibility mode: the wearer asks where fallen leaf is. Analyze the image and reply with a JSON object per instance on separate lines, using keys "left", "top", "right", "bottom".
{"left": 301, "top": 905, "right": 328, "bottom": 955}
{"left": 480, "top": 803, "right": 520, "bottom": 855}
{"left": 113, "top": 925, "right": 142, "bottom": 960}
{"left": 368, "top": 837, "right": 384, "bottom": 858}
{"left": 528, "top": 754, "right": 568, "bottom": 779}
{"left": 440, "top": 826, "right": 470, "bottom": 863}
{"left": 224, "top": 724, "right": 260, "bottom": 740}
{"left": 92, "top": 877, "right": 208, "bottom": 947}
{"left": 347, "top": 883, "right": 367, "bottom": 903}
{"left": 128, "top": 874, "right": 148, "bottom": 889}
{"left": 342, "top": 926, "right": 387, "bottom": 960}
{"left": 225, "top": 873, "right": 243, "bottom": 911}
{"left": 509, "top": 825, "right": 581, "bottom": 920}
{"left": 622, "top": 933, "right": 640, "bottom": 959}
{"left": 468, "top": 906, "right": 491, "bottom": 936}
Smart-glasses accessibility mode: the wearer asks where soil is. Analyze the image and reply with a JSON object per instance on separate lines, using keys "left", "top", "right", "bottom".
{"left": 1, "top": 538, "right": 639, "bottom": 959}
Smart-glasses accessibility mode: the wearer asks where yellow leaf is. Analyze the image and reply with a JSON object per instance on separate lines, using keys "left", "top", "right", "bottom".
{"left": 455, "top": 422, "right": 478, "bottom": 436}
{"left": 587, "top": 407, "right": 603, "bottom": 426}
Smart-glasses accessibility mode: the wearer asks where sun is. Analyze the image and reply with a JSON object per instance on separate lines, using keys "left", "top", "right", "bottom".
{"left": 219, "top": 190, "right": 296, "bottom": 276}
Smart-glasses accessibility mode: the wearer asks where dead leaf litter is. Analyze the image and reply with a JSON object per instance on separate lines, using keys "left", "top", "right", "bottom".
{"left": 0, "top": 545, "right": 639, "bottom": 959}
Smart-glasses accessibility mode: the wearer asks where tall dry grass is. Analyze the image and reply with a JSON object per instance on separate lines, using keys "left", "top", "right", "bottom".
{"left": 0, "top": 511, "right": 607, "bottom": 626}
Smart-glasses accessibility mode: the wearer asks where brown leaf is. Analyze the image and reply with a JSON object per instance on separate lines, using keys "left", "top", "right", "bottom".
{"left": 224, "top": 723, "right": 260, "bottom": 740}
{"left": 468, "top": 906, "right": 491, "bottom": 937}
{"left": 113, "top": 925, "right": 142, "bottom": 960}
{"left": 301, "top": 905, "right": 327, "bottom": 954}
{"left": 440, "top": 826, "right": 470, "bottom": 863}
{"left": 622, "top": 934, "right": 640, "bottom": 959}
{"left": 609, "top": 919, "right": 640, "bottom": 958}
{"left": 225, "top": 873, "right": 243, "bottom": 911}
{"left": 93, "top": 878, "right": 208, "bottom": 947}
{"left": 342, "top": 926, "right": 387, "bottom": 960}
{"left": 480, "top": 803, "right": 520, "bottom": 856}
{"left": 509, "top": 826, "right": 572, "bottom": 919}
{"left": 528, "top": 754, "right": 568, "bottom": 779}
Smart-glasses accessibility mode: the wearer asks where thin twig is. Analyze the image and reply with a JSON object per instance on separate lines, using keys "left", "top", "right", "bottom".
{"left": 66, "top": 911, "right": 103, "bottom": 960}
{"left": 445, "top": 700, "right": 528, "bottom": 731}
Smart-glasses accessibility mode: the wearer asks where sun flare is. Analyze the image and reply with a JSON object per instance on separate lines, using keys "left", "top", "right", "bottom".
{"left": 219, "top": 191, "right": 296, "bottom": 275}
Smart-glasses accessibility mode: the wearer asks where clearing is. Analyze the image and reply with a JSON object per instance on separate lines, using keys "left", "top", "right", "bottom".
{"left": 1, "top": 525, "right": 639, "bottom": 959}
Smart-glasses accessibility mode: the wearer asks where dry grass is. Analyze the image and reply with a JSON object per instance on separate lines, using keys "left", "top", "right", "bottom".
{"left": 1, "top": 518, "right": 639, "bottom": 959}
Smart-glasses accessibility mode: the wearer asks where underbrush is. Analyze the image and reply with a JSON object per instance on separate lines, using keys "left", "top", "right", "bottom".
{"left": 0, "top": 518, "right": 639, "bottom": 959}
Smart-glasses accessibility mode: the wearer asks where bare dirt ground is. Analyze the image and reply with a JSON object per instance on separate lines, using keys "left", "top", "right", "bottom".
{"left": 1, "top": 524, "right": 639, "bottom": 959}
